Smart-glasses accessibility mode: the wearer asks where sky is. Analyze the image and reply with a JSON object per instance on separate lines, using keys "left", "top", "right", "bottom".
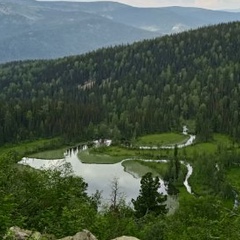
{"left": 37, "top": 0, "right": 240, "bottom": 10}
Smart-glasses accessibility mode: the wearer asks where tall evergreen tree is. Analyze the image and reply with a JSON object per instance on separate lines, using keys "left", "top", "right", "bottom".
{"left": 132, "top": 172, "right": 167, "bottom": 218}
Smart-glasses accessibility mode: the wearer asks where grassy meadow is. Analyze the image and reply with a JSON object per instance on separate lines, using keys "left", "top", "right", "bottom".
{"left": 28, "top": 148, "right": 67, "bottom": 159}
{"left": 0, "top": 138, "right": 64, "bottom": 159}
{"left": 1, "top": 132, "right": 240, "bottom": 210}
{"left": 122, "top": 160, "right": 169, "bottom": 178}
{"left": 134, "top": 133, "right": 188, "bottom": 146}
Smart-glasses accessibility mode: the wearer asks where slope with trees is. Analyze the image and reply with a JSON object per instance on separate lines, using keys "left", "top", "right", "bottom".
{"left": 1, "top": 21, "right": 240, "bottom": 237}
{"left": 0, "top": 22, "right": 239, "bottom": 145}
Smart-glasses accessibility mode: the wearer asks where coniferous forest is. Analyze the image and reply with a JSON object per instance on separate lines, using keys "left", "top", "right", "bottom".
{"left": 1, "top": 22, "right": 240, "bottom": 239}
{"left": 0, "top": 21, "right": 239, "bottom": 144}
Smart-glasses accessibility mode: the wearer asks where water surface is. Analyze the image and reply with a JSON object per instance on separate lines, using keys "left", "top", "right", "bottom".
{"left": 20, "top": 148, "right": 157, "bottom": 204}
{"left": 19, "top": 133, "right": 195, "bottom": 205}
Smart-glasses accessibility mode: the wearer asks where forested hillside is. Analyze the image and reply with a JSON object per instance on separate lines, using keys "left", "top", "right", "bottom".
{"left": 1, "top": 0, "right": 240, "bottom": 63}
{"left": 0, "top": 21, "right": 240, "bottom": 144}
{"left": 1, "top": 21, "right": 240, "bottom": 240}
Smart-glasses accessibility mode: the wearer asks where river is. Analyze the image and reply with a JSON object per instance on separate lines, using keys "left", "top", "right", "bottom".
{"left": 19, "top": 133, "right": 195, "bottom": 206}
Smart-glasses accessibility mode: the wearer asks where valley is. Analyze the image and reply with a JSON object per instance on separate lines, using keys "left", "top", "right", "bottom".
{"left": 0, "top": 21, "right": 240, "bottom": 239}
{"left": 19, "top": 131, "right": 194, "bottom": 203}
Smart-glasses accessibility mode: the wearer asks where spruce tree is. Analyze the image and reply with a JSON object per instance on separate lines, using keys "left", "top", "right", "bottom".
{"left": 132, "top": 172, "right": 168, "bottom": 218}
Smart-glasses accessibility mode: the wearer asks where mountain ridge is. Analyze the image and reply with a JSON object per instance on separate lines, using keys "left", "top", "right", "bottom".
{"left": 1, "top": 0, "right": 240, "bottom": 63}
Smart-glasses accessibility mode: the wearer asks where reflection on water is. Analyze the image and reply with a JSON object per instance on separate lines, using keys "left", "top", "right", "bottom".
{"left": 19, "top": 132, "right": 195, "bottom": 211}
{"left": 20, "top": 146, "right": 168, "bottom": 204}
{"left": 19, "top": 134, "right": 195, "bottom": 210}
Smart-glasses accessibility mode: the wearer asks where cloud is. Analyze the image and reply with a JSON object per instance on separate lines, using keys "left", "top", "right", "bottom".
{"left": 194, "top": 0, "right": 218, "bottom": 8}
{"left": 117, "top": 0, "right": 194, "bottom": 7}
{"left": 37, "top": 0, "right": 240, "bottom": 9}
{"left": 112, "top": 0, "right": 240, "bottom": 9}
{"left": 194, "top": 0, "right": 240, "bottom": 9}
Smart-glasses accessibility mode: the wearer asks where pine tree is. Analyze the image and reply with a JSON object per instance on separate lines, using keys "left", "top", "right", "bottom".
{"left": 132, "top": 172, "right": 167, "bottom": 218}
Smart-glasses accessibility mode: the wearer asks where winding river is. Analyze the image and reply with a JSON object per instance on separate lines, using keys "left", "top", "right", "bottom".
{"left": 19, "top": 133, "right": 195, "bottom": 205}
{"left": 139, "top": 134, "right": 196, "bottom": 149}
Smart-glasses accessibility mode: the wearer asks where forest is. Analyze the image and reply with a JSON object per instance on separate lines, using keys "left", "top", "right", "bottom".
{"left": 0, "top": 21, "right": 239, "bottom": 144}
{"left": 0, "top": 21, "right": 240, "bottom": 239}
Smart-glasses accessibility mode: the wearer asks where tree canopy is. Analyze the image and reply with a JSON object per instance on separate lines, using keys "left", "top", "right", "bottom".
{"left": 132, "top": 172, "right": 167, "bottom": 218}
{"left": 0, "top": 22, "right": 239, "bottom": 144}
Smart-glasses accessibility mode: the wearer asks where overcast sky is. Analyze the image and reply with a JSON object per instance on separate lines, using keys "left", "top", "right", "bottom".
{"left": 37, "top": 0, "right": 240, "bottom": 10}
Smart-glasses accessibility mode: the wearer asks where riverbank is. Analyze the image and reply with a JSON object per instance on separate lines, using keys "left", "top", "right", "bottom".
{"left": 18, "top": 132, "right": 195, "bottom": 205}
{"left": 5, "top": 131, "right": 238, "bottom": 209}
{"left": 0, "top": 138, "right": 64, "bottom": 160}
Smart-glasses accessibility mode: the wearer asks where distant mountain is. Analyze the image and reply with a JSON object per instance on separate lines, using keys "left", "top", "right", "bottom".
{"left": 222, "top": 8, "right": 240, "bottom": 12}
{"left": 0, "top": 0, "right": 158, "bottom": 62}
{"left": 80, "top": 5, "right": 240, "bottom": 34}
{"left": 1, "top": 0, "right": 240, "bottom": 63}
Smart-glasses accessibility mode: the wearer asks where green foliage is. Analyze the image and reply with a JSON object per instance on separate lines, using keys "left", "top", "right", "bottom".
{"left": 0, "top": 138, "right": 64, "bottom": 160}
{"left": 93, "top": 207, "right": 138, "bottom": 240}
{"left": 178, "top": 133, "right": 234, "bottom": 159}
{"left": 0, "top": 22, "right": 240, "bottom": 144}
{"left": 140, "top": 216, "right": 166, "bottom": 240}
{"left": 164, "top": 196, "right": 240, "bottom": 240}
{"left": 1, "top": 139, "right": 240, "bottom": 239}
{"left": 1, "top": 21, "right": 240, "bottom": 239}
{"left": 132, "top": 172, "right": 168, "bottom": 218}
{"left": 0, "top": 154, "right": 97, "bottom": 238}
{"left": 165, "top": 145, "right": 181, "bottom": 181}
{"left": 0, "top": 195, "right": 17, "bottom": 236}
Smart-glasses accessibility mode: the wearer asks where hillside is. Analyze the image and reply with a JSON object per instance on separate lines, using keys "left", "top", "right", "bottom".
{"left": 1, "top": 22, "right": 240, "bottom": 240}
{"left": 0, "top": 21, "right": 239, "bottom": 144}
{"left": 1, "top": 0, "right": 240, "bottom": 62}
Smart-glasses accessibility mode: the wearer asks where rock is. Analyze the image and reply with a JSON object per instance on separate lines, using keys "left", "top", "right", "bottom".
{"left": 58, "top": 229, "right": 97, "bottom": 240}
{"left": 4, "top": 227, "right": 138, "bottom": 240}
{"left": 4, "top": 226, "right": 42, "bottom": 240}
{"left": 111, "top": 237, "right": 140, "bottom": 240}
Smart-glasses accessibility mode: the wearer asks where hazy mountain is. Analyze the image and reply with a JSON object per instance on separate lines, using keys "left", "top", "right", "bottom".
{"left": 0, "top": 0, "right": 159, "bottom": 62}
{"left": 47, "top": 2, "right": 240, "bottom": 33}
{"left": 222, "top": 8, "right": 240, "bottom": 12}
{"left": 1, "top": 0, "right": 240, "bottom": 63}
{"left": 86, "top": 4, "right": 240, "bottom": 33}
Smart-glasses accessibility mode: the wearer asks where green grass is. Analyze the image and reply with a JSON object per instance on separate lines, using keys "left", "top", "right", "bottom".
{"left": 178, "top": 186, "right": 192, "bottom": 198}
{"left": 91, "top": 146, "right": 137, "bottom": 157}
{"left": 78, "top": 145, "right": 152, "bottom": 164}
{"left": 78, "top": 149, "right": 126, "bottom": 164}
{"left": 78, "top": 145, "right": 176, "bottom": 164}
{"left": 135, "top": 133, "right": 188, "bottom": 146}
{"left": 122, "top": 160, "right": 167, "bottom": 178}
{"left": 28, "top": 147, "right": 67, "bottom": 159}
{"left": 179, "top": 142, "right": 217, "bottom": 158}
{"left": 1, "top": 132, "right": 235, "bottom": 209}
{"left": 178, "top": 134, "right": 234, "bottom": 159}
{"left": 136, "top": 160, "right": 169, "bottom": 177}
{"left": 0, "top": 138, "right": 63, "bottom": 158}
{"left": 227, "top": 168, "right": 240, "bottom": 193}
{"left": 2, "top": 133, "right": 232, "bottom": 163}
{"left": 77, "top": 134, "right": 235, "bottom": 164}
